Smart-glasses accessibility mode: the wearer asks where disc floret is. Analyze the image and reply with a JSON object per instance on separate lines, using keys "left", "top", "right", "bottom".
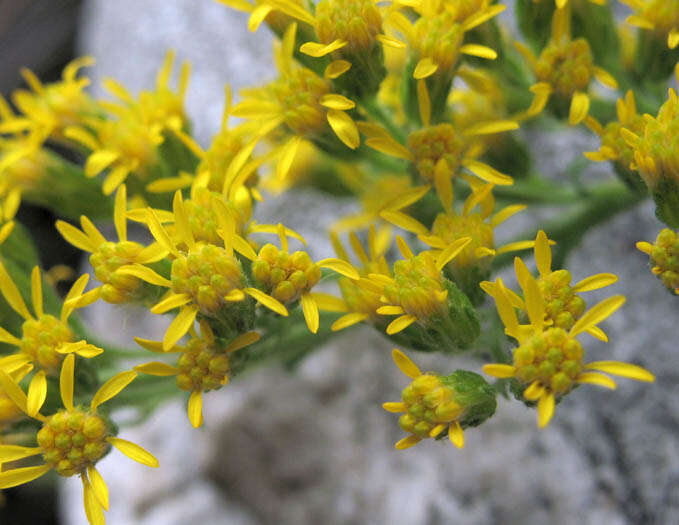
{"left": 637, "top": 228, "right": 679, "bottom": 295}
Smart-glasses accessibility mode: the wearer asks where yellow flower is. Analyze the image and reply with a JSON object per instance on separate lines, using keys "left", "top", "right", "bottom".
{"left": 326, "top": 225, "right": 392, "bottom": 331}
{"left": 364, "top": 80, "right": 517, "bottom": 198}
{"left": 251, "top": 224, "right": 359, "bottom": 333}
{"left": 637, "top": 228, "right": 679, "bottom": 295}
{"left": 369, "top": 236, "right": 470, "bottom": 335}
{"left": 391, "top": 0, "right": 503, "bottom": 81}
{"left": 482, "top": 231, "right": 618, "bottom": 339}
{"left": 0, "top": 57, "right": 99, "bottom": 144}
{"left": 216, "top": 0, "right": 314, "bottom": 35}
{"left": 0, "top": 354, "right": 158, "bottom": 525}
{"left": 382, "top": 348, "right": 496, "bottom": 450}
{"left": 515, "top": 7, "right": 618, "bottom": 125}
{"left": 134, "top": 320, "right": 260, "bottom": 428}
{"left": 0, "top": 264, "right": 103, "bottom": 412}
{"left": 116, "top": 192, "right": 288, "bottom": 350}
{"left": 482, "top": 280, "right": 655, "bottom": 428}
{"left": 620, "top": 0, "right": 679, "bottom": 49}
{"left": 230, "top": 23, "right": 361, "bottom": 169}
{"left": 56, "top": 185, "right": 167, "bottom": 304}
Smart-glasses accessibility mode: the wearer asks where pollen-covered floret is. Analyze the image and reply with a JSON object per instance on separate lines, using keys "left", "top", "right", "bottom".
{"left": 535, "top": 38, "right": 594, "bottom": 99}
{"left": 407, "top": 124, "right": 464, "bottom": 182}
{"left": 175, "top": 335, "right": 231, "bottom": 393}
{"left": 638, "top": 229, "right": 679, "bottom": 295}
{"left": 37, "top": 409, "right": 111, "bottom": 477}
{"left": 20, "top": 314, "right": 74, "bottom": 373}
{"left": 315, "top": 0, "right": 382, "bottom": 54}
{"left": 537, "top": 269, "right": 586, "bottom": 330}
{"left": 431, "top": 213, "right": 493, "bottom": 269}
{"left": 89, "top": 241, "right": 147, "bottom": 303}
{"left": 252, "top": 244, "right": 322, "bottom": 304}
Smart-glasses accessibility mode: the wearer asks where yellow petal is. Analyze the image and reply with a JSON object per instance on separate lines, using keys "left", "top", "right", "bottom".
{"left": 585, "top": 361, "right": 655, "bottom": 382}
{"left": 248, "top": 3, "right": 272, "bottom": 31}
{"left": 534, "top": 230, "right": 552, "bottom": 276}
{"left": 413, "top": 57, "right": 438, "bottom": 79}
{"left": 58, "top": 353, "right": 75, "bottom": 412}
{"left": 669, "top": 29, "right": 679, "bottom": 49}
{"left": 568, "top": 92, "right": 590, "bottom": 126}
{"left": 492, "top": 279, "right": 520, "bottom": 337}
{"left": 436, "top": 237, "right": 472, "bottom": 271}
{"left": 0, "top": 326, "right": 21, "bottom": 346}
{"left": 380, "top": 211, "right": 427, "bottom": 235}
{"left": 163, "top": 305, "right": 199, "bottom": 350}
{"left": 301, "top": 293, "right": 320, "bottom": 334}
{"left": 326, "top": 109, "right": 359, "bottom": 149}
{"left": 448, "top": 421, "right": 464, "bottom": 448}
{"left": 102, "top": 165, "right": 130, "bottom": 195}
{"left": 107, "top": 437, "right": 159, "bottom": 467}
{"left": 391, "top": 348, "right": 421, "bottom": 379}
{"left": 244, "top": 287, "right": 288, "bottom": 316}
{"left": 151, "top": 293, "right": 192, "bottom": 314}
{"left": 0, "top": 464, "right": 51, "bottom": 489}
{"left": 0, "top": 261, "right": 32, "bottom": 320}
{"left": 382, "top": 402, "right": 407, "bottom": 413}
{"left": 172, "top": 191, "right": 195, "bottom": 248}
{"left": 395, "top": 235, "right": 414, "bottom": 260}
{"left": 87, "top": 466, "right": 109, "bottom": 510}
{"left": 145, "top": 208, "right": 178, "bottom": 256}
{"left": 365, "top": 137, "right": 413, "bottom": 161}
{"left": 377, "top": 305, "right": 405, "bottom": 315}
{"left": 570, "top": 295, "right": 625, "bottom": 337}
{"left": 30, "top": 266, "right": 43, "bottom": 318}
{"left": 325, "top": 60, "right": 351, "bottom": 79}
{"left": 64, "top": 126, "right": 99, "bottom": 150}
{"left": 188, "top": 390, "right": 203, "bottom": 428}
{"left": 276, "top": 136, "right": 302, "bottom": 180}
{"left": 0, "top": 369, "right": 28, "bottom": 414}
{"left": 134, "top": 337, "right": 169, "bottom": 353}
{"left": 573, "top": 273, "right": 617, "bottom": 292}
{"left": 417, "top": 79, "right": 431, "bottom": 127}
{"left": 225, "top": 331, "right": 260, "bottom": 353}
{"left": 430, "top": 423, "right": 447, "bottom": 438}
{"left": 537, "top": 392, "right": 555, "bottom": 428}
{"left": 576, "top": 372, "right": 617, "bottom": 390}
{"left": 636, "top": 241, "right": 653, "bottom": 255}
{"left": 465, "top": 120, "right": 519, "bottom": 136}
{"left": 460, "top": 44, "right": 497, "bottom": 59}
{"left": 434, "top": 158, "right": 453, "bottom": 213}
{"left": 462, "top": 4, "right": 505, "bottom": 31}
{"left": 384, "top": 184, "right": 430, "bottom": 211}
{"left": 309, "top": 292, "right": 347, "bottom": 312}
{"left": 482, "top": 363, "right": 516, "bottom": 378}
{"left": 593, "top": 67, "right": 618, "bottom": 90}
{"left": 523, "top": 380, "right": 545, "bottom": 401}
{"left": 318, "top": 258, "right": 359, "bottom": 279}
{"left": 91, "top": 370, "right": 137, "bottom": 410}
{"left": 300, "top": 39, "right": 347, "bottom": 57}
{"left": 27, "top": 370, "right": 47, "bottom": 417}
{"left": 625, "top": 15, "right": 654, "bottom": 30}
{"left": 84, "top": 149, "right": 119, "bottom": 177}
{"left": 514, "top": 257, "right": 544, "bottom": 331}
{"left": 463, "top": 160, "right": 513, "bottom": 185}
{"left": 134, "top": 362, "right": 179, "bottom": 376}
{"left": 320, "top": 94, "right": 355, "bottom": 110}
{"left": 331, "top": 312, "right": 369, "bottom": 331}
{"left": 117, "top": 264, "right": 171, "bottom": 288}
{"left": 0, "top": 445, "right": 42, "bottom": 462}
{"left": 395, "top": 435, "right": 421, "bottom": 450}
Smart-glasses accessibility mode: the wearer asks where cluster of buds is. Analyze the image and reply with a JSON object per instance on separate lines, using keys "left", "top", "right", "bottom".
{"left": 637, "top": 229, "right": 679, "bottom": 295}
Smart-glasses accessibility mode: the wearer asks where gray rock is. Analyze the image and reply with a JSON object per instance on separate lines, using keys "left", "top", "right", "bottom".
{"left": 62, "top": 1, "right": 679, "bottom": 524}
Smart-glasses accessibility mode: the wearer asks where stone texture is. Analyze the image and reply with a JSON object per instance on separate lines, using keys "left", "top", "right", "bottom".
{"left": 60, "top": 1, "right": 679, "bottom": 524}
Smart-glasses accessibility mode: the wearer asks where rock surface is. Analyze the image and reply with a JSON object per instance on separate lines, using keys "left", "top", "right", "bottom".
{"left": 61, "top": 1, "right": 679, "bottom": 524}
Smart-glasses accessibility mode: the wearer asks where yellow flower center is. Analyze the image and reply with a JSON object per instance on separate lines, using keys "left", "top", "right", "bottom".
{"left": 535, "top": 38, "right": 594, "bottom": 98}
{"left": 251, "top": 244, "right": 322, "bottom": 303}
{"left": 170, "top": 243, "right": 245, "bottom": 315}
{"left": 315, "top": 0, "right": 382, "bottom": 53}
{"left": 271, "top": 68, "right": 330, "bottom": 136}
{"left": 513, "top": 327, "right": 584, "bottom": 395}
{"left": 601, "top": 114, "right": 646, "bottom": 168}
{"left": 649, "top": 228, "right": 679, "bottom": 294}
{"left": 537, "top": 269, "right": 586, "bottom": 330}
{"left": 20, "top": 314, "right": 73, "bottom": 373}
{"left": 175, "top": 334, "right": 230, "bottom": 392}
{"left": 97, "top": 118, "right": 161, "bottom": 174}
{"left": 407, "top": 124, "right": 464, "bottom": 182}
{"left": 431, "top": 213, "right": 494, "bottom": 268}
{"left": 384, "top": 254, "right": 447, "bottom": 319}
{"left": 398, "top": 374, "right": 463, "bottom": 437}
{"left": 633, "top": 96, "right": 679, "bottom": 188}
{"left": 412, "top": 12, "right": 464, "bottom": 75}
{"left": 37, "top": 409, "right": 110, "bottom": 477}
{"left": 89, "top": 240, "right": 145, "bottom": 303}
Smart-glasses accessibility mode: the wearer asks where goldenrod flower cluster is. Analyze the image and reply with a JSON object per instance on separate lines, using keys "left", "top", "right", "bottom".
{"left": 0, "top": 0, "right": 675, "bottom": 521}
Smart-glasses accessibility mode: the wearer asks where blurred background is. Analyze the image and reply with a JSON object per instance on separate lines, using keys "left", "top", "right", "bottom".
{"left": 2, "top": 1, "right": 679, "bottom": 524}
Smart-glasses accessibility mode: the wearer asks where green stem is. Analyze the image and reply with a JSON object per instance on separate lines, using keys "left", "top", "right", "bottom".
{"left": 360, "top": 97, "right": 407, "bottom": 143}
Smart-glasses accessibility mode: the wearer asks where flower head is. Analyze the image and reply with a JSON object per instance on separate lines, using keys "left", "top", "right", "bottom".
{"left": 620, "top": 0, "right": 679, "bottom": 49}
{"left": 637, "top": 228, "right": 679, "bottom": 295}
{"left": 134, "top": 320, "right": 260, "bottom": 427}
{"left": 0, "top": 354, "right": 158, "bottom": 525}
{"left": 483, "top": 279, "right": 655, "bottom": 427}
{"left": 383, "top": 349, "right": 496, "bottom": 449}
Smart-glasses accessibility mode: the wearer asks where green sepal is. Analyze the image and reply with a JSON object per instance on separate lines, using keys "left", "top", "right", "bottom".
{"left": 440, "top": 370, "right": 496, "bottom": 429}
{"left": 653, "top": 179, "right": 679, "bottom": 229}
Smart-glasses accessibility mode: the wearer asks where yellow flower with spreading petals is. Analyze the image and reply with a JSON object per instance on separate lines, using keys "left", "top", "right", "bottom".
{"left": 0, "top": 264, "right": 103, "bottom": 413}
{"left": 369, "top": 235, "right": 470, "bottom": 335}
{"left": 325, "top": 225, "right": 392, "bottom": 331}
{"left": 383, "top": 349, "right": 466, "bottom": 450}
{"left": 0, "top": 57, "right": 98, "bottom": 144}
{"left": 390, "top": 0, "right": 503, "bottom": 81}
{"left": 116, "top": 193, "right": 288, "bottom": 350}
{"left": 514, "top": 6, "right": 618, "bottom": 125}
{"left": 134, "top": 320, "right": 260, "bottom": 428}
{"left": 230, "top": 23, "right": 361, "bottom": 168}
{"left": 364, "top": 80, "right": 517, "bottom": 195}
{"left": 482, "top": 279, "right": 654, "bottom": 428}
{"left": 637, "top": 228, "right": 679, "bottom": 295}
{"left": 216, "top": 0, "right": 314, "bottom": 35}
{"left": 620, "top": 0, "right": 679, "bottom": 49}
{"left": 56, "top": 185, "right": 168, "bottom": 304}
{"left": 482, "top": 231, "right": 618, "bottom": 339}
{"left": 0, "top": 354, "right": 158, "bottom": 525}
{"left": 251, "top": 224, "right": 359, "bottom": 333}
